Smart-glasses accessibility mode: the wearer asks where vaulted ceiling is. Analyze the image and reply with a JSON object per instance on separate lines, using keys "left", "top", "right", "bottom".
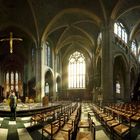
{"left": 0, "top": 0, "right": 140, "bottom": 63}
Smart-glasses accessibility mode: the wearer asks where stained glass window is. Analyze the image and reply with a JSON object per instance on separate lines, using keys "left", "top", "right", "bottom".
{"left": 11, "top": 72, "right": 14, "bottom": 84}
{"left": 116, "top": 81, "right": 120, "bottom": 94}
{"left": 68, "top": 51, "right": 85, "bottom": 88}
{"left": 97, "top": 32, "right": 102, "bottom": 46}
{"left": 31, "top": 48, "right": 35, "bottom": 70}
{"left": 46, "top": 41, "right": 51, "bottom": 67}
{"left": 114, "top": 22, "right": 128, "bottom": 43}
{"left": 32, "top": 48, "right": 35, "bottom": 62}
{"left": 6, "top": 72, "right": 9, "bottom": 84}
{"left": 131, "top": 40, "right": 137, "bottom": 56}
{"left": 15, "top": 72, "right": 18, "bottom": 91}
{"left": 45, "top": 83, "right": 49, "bottom": 95}
{"left": 138, "top": 47, "right": 140, "bottom": 62}
{"left": 15, "top": 72, "right": 18, "bottom": 84}
{"left": 114, "top": 23, "right": 117, "bottom": 34}
{"left": 57, "top": 54, "right": 60, "bottom": 72}
{"left": 5, "top": 71, "right": 20, "bottom": 92}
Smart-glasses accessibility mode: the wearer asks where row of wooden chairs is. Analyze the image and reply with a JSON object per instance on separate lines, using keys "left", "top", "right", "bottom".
{"left": 76, "top": 112, "right": 96, "bottom": 140}
{"left": 91, "top": 104, "right": 130, "bottom": 140}
{"left": 42, "top": 103, "right": 81, "bottom": 140}
{"left": 107, "top": 103, "right": 140, "bottom": 122}
{"left": 30, "top": 111, "right": 55, "bottom": 126}
{"left": 30, "top": 102, "right": 76, "bottom": 126}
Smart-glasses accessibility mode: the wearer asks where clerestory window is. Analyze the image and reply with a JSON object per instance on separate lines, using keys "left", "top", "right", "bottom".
{"left": 46, "top": 41, "right": 52, "bottom": 67}
{"left": 131, "top": 40, "right": 137, "bottom": 56}
{"left": 114, "top": 22, "right": 128, "bottom": 43}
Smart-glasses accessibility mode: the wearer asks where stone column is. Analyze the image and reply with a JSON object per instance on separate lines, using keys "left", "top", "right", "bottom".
{"left": 53, "top": 53, "right": 57, "bottom": 101}
{"left": 124, "top": 69, "right": 131, "bottom": 101}
{"left": 0, "top": 66, "right": 2, "bottom": 85}
{"left": 101, "top": 23, "right": 114, "bottom": 104}
{"left": 35, "top": 47, "right": 42, "bottom": 102}
{"left": 124, "top": 41, "right": 131, "bottom": 102}
{"left": 0, "top": 66, "right": 2, "bottom": 97}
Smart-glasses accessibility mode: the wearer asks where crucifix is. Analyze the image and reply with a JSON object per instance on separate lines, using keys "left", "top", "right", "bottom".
{"left": 0, "top": 32, "right": 23, "bottom": 53}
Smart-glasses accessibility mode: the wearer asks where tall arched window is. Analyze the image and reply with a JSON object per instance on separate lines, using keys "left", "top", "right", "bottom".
{"left": 68, "top": 51, "right": 85, "bottom": 88}
{"left": 116, "top": 81, "right": 121, "bottom": 94}
{"left": 138, "top": 47, "right": 140, "bottom": 62}
{"left": 57, "top": 53, "right": 60, "bottom": 72}
{"left": 114, "top": 22, "right": 128, "bottom": 43}
{"left": 45, "top": 82, "right": 49, "bottom": 95}
{"left": 46, "top": 41, "right": 52, "bottom": 67}
{"left": 5, "top": 71, "right": 21, "bottom": 93}
{"left": 131, "top": 40, "right": 137, "bottom": 56}
{"left": 31, "top": 47, "right": 35, "bottom": 71}
{"left": 97, "top": 32, "right": 102, "bottom": 47}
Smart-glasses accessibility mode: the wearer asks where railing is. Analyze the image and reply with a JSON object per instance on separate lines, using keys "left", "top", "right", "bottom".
{"left": 0, "top": 102, "right": 75, "bottom": 117}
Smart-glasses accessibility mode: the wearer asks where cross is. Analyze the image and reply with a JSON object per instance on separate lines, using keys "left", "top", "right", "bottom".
{"left": 0, "top": 32, "right": 23, "bottom": 53}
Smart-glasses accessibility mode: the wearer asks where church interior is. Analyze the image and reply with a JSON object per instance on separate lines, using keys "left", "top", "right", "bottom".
{"left": 0, "top": 0, "right": 140, "bottom": 140}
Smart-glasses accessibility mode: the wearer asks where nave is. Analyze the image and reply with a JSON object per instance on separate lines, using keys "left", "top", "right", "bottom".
{"left": 1, "top": 102, "right": 140, "bottom": 140}
{"left": 0, "top": 103, "right": 109, "bottom": 140}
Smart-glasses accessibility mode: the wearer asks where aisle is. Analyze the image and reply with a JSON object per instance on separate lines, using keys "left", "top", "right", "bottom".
{"left": 80, "top": 103, "right": 110, "bottom": 140}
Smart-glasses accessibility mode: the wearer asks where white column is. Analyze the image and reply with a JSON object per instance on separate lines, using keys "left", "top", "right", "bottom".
{"left": 35, "top": 47, "right": 42, "bottom": 102}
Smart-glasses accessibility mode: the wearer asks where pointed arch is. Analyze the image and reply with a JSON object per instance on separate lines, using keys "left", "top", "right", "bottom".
{"left": 68, "top": 51, "right": 86, "bottom": 89}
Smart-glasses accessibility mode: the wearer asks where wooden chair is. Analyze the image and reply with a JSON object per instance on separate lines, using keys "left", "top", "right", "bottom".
{"left": 106, "top": 119, "right": 120, "bottom": 139}
{"left": 113, "top": 123, "right": 130, "bottom": 139}
{"left": 53, "top": 120, "right": 74, "bottom": 140}
{"left": 53, "top": 105, "right": 80, "bottom": 140}
{"left": 42, "top": 120, "right": 60, "bottom": 140}
{"left": 76, "top": 120, "right": 95, "bottom": 140}
{"left": 59, "top": 115, "right": 65, "bottom": 128}
{"left": 131, "top": 113, "right": 140, "bottom": 121}
{"left": 103, "top": 116, "right": 113, "bottom": 122}
{"left": 30, "top": 114, "right": 43, "bottom": 125}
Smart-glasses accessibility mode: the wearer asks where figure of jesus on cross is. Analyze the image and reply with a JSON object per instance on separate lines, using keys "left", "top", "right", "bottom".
{"left": 0, "top": 32, "right": 23, "bottom": 53}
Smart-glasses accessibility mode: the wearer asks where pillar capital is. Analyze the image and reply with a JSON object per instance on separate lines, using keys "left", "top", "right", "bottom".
{"left": 36, "top": 46, "right": 43, "bottom": 52}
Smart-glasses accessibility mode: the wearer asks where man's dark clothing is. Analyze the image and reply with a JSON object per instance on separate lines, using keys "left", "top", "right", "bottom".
{"left": 9, "top": 94, "right": 17, "bottom": 120}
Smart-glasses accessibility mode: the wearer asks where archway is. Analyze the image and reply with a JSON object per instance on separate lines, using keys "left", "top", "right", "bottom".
{"left": 45, "top": 70, "right": 53, "bottom": 101}
{"left": 2, "top": 54, "right": 24, "bottom": 99}
{"left": 96, "top": 57, "right": 101, "bottom": 87}
{"left": 56, "top": 76, "right": 61, "bottom": 100}
{"left": 113, "top": 55, "right": 128, "bottom": 102}
{"left": 130, "top": 67, "right": 136, "bottom": 99}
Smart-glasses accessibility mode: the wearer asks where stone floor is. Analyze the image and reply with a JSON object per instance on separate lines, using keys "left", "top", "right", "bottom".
{"left": 0, "top": 102, "right": 111, "bottom": 140}
{"left": 80, "top": 103, "right": 110, "bottom": 140}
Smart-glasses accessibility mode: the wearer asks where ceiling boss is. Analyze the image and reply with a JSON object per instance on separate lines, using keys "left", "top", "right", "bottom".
{"left": 0, "top": 32, "right": 23, "bottom": 53}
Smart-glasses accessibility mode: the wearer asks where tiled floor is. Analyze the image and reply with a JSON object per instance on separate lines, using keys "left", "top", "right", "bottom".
{"left": 80, "top": 103, "right": 110, "bottom": 140}
{"left": 0, "top": 116, "right": 48, "bottom": 140}
{"left": 0, "top": 103, "right": 110, "bottom": 140}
